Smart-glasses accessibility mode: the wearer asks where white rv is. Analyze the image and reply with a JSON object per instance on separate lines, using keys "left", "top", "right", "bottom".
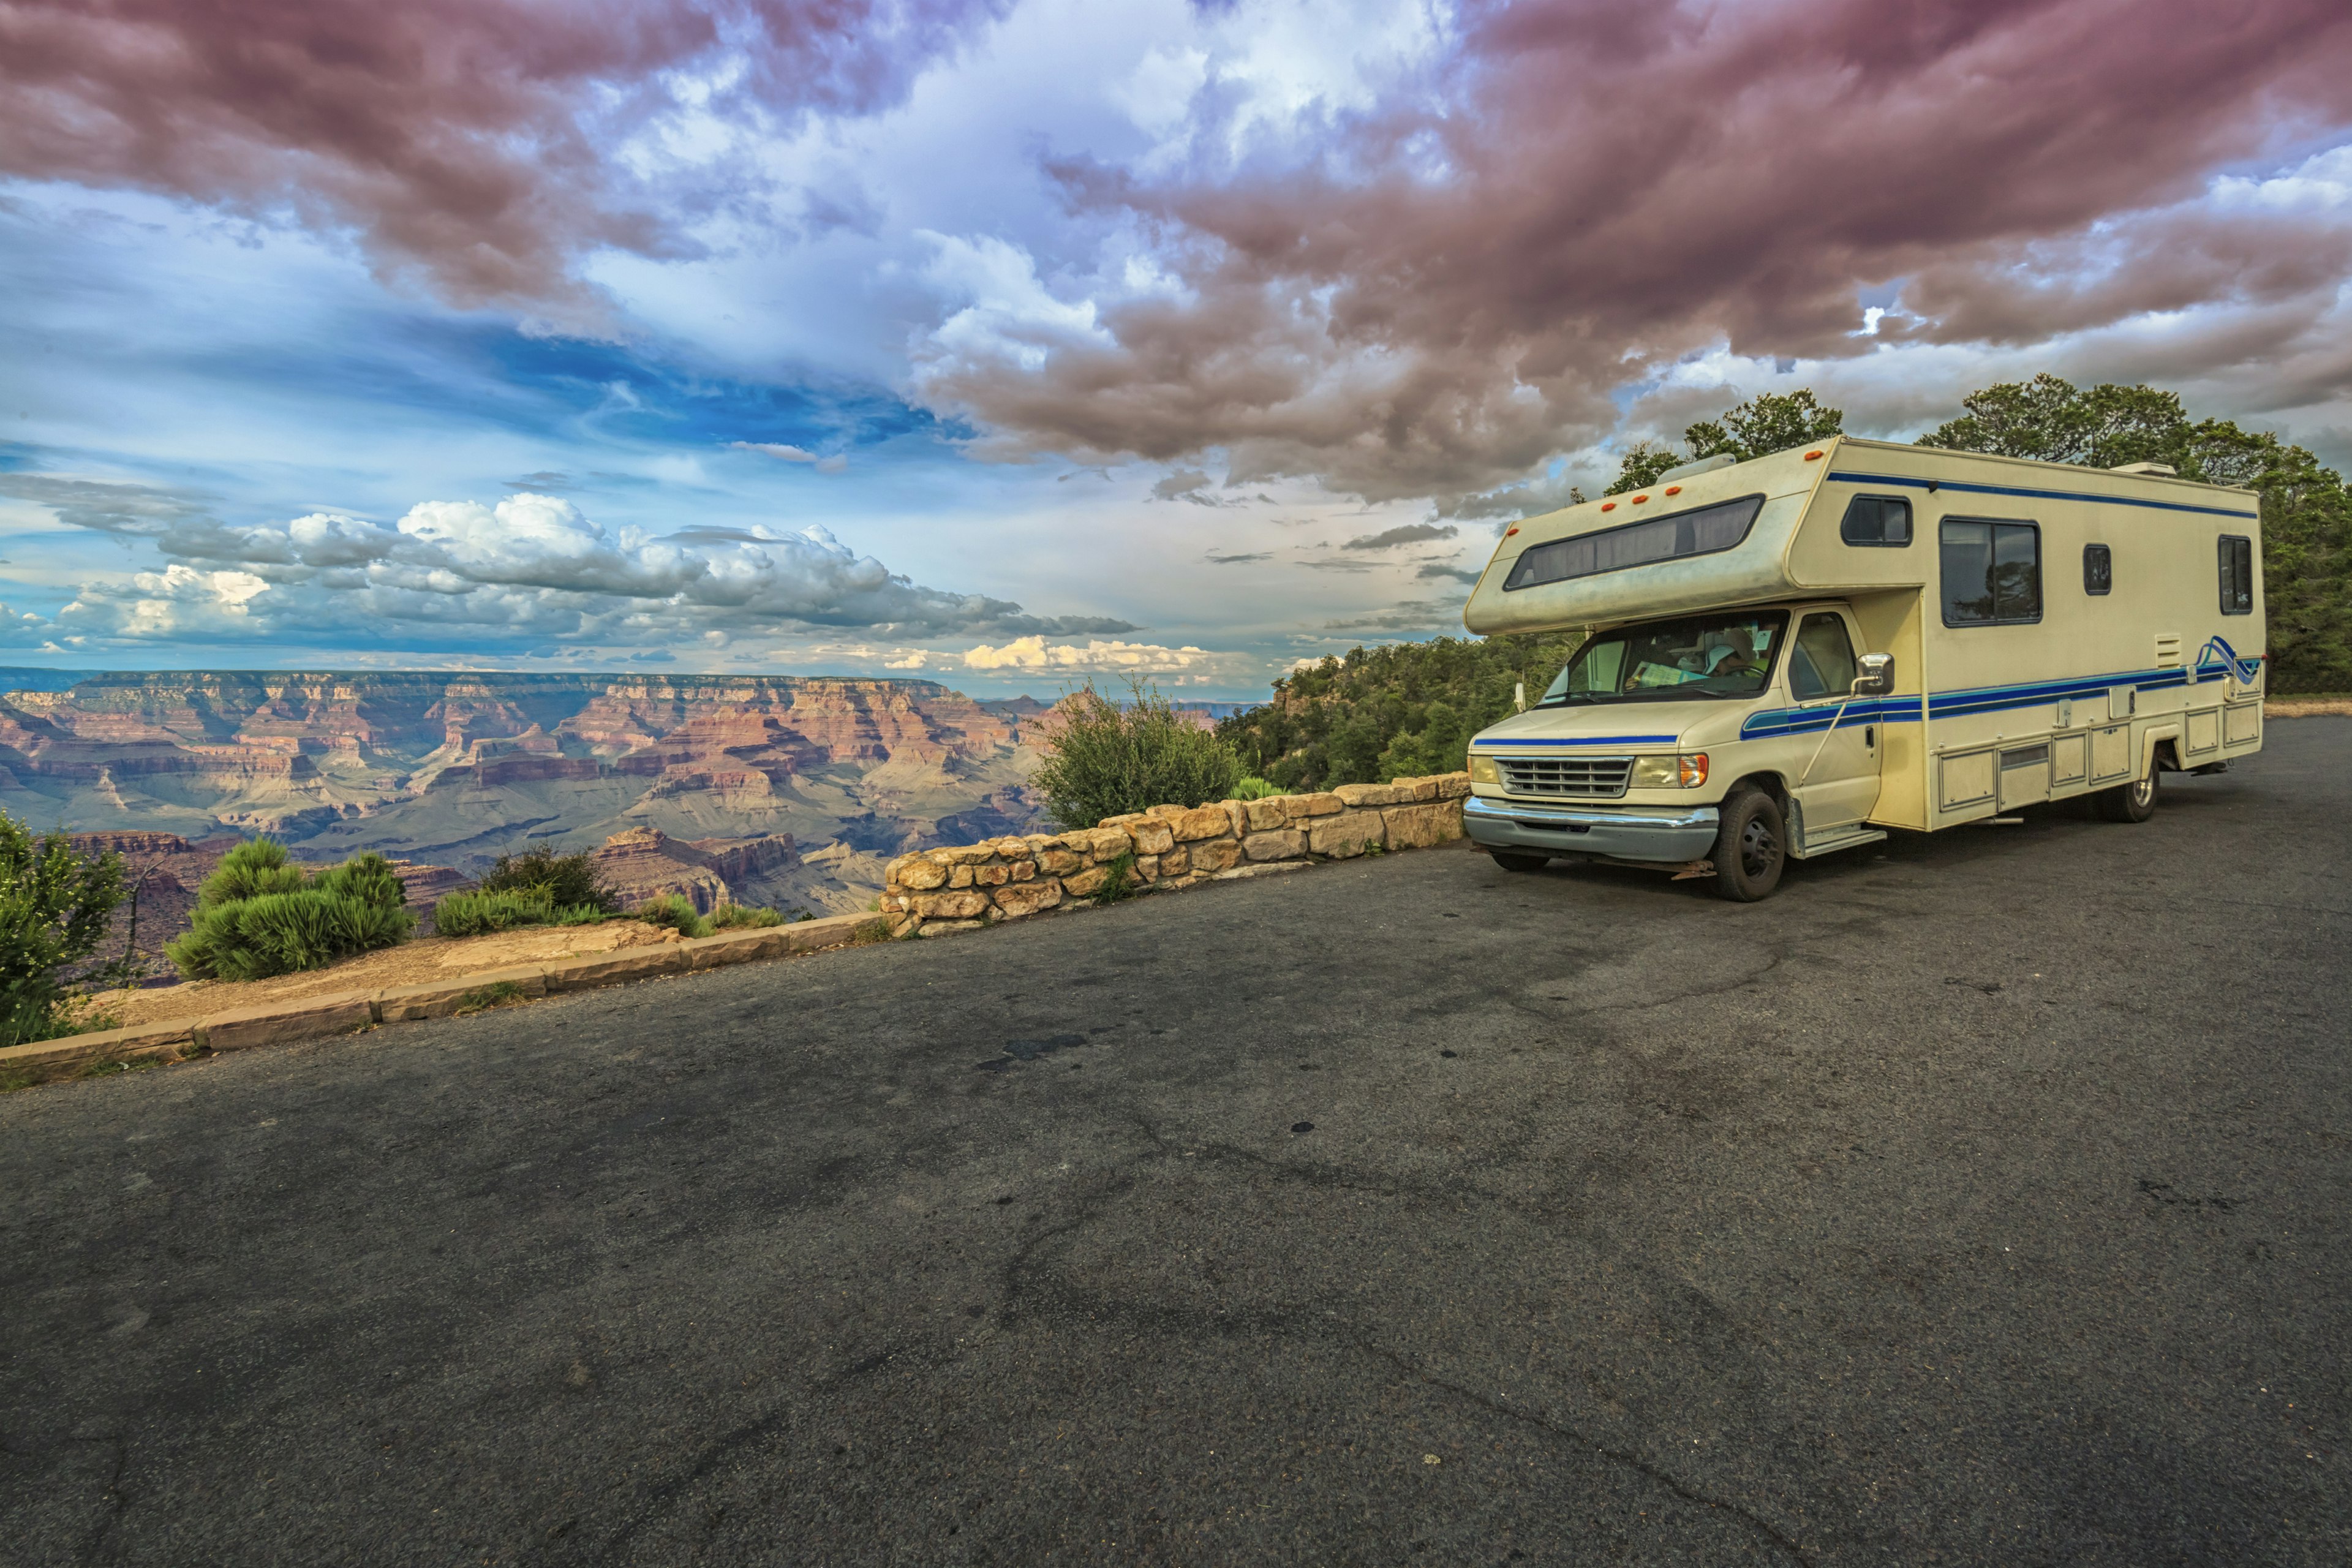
{"left": 1458, "top": 435, "right": 2266, "bottom": 899}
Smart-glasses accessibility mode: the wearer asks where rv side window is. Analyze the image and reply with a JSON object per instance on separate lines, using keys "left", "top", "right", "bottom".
{"left": 2083, "top": 543, "right": 2113, "bottom": 596}
{"left": 1504, "top": 495, "right": 1765, "bottom": 590}
{"left": 1839, "top": 495, "right": 1912, "bottom": 547}
{"left": 1940, "top": 519, "right": 2041, "bottom": 626}
{"left": 1790, "top": 614, "right": 1860, "bottom": 701}
{"left": 2218, "top": 535, "right": 2253, "bottom": 614}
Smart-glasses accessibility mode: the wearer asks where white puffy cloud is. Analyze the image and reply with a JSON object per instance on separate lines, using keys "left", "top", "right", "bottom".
{"left": 0, "top": 479, "right": 1132, "bottom": 651}
{"left": 961, "top": 635, "right": 1211, "bottom": 671}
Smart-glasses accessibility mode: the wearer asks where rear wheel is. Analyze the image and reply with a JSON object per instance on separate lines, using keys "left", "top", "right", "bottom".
{"left": 1709, "top": 789, "right": 1786, "bottom": 902}
{"left": 1488, "top": 850, "right": 1550, "bottom": 874}
{"left": 2094, "top": 763, "right": 2158, "bottom": 823}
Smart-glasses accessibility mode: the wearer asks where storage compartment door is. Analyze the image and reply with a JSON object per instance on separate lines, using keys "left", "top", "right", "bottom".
{"left": 2051, "top": 734, "right": 2088, "bottom": 788}
{"left": 2090, "top": 724, "right": 2132, "bottom": 783}
{"left": 2186, "top": 708, "right": 2221, "bottom": 756}
{"left": 2225, "top": 704, "right": 2261, "bottom": 747}
{"left": 1939, "top": 749, "right": 1995, "bottom": 812}
{"left": 1998, "top": 745, "right": 2052, "bottom": 809}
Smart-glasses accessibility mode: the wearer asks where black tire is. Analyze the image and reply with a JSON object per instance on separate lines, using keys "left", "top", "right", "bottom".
{"left": 1709, "top": 789, "right": 1787, "bottom": 902}
{"left": 1488, "top": 850, "right": 1550, "bottom": 874}
{"left": 2094, "top": 761, "right": 2158, "bottom": 823}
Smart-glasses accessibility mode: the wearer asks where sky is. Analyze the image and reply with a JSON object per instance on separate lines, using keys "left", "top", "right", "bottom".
{"left": 2, "top": 0, "right": 2351, "bottom": 699}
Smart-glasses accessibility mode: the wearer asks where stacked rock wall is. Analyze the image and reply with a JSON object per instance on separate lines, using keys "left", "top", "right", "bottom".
{"left": 883, "top": 772, "right": 1470, "bottom": 937}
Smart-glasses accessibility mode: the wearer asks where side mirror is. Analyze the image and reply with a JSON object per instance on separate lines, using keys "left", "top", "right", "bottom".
{"left": 1513, "top": 681, "right": 1528, "bottom": 714}
{"left": 1851, "top": 652, "right": 1893, "bottom": 697}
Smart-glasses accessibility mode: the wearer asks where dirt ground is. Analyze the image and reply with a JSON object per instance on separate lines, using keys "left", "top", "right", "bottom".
{"left": 88, "top": 919, "right": 680, "bottom": 1030}
{"left": 2272, "top": 697, "right": 2352, "bottom": 716}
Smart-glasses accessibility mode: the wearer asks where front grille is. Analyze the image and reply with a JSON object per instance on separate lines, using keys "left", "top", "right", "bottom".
{"left": 1498, "top": 755, "right": 1632, "bottom": 799}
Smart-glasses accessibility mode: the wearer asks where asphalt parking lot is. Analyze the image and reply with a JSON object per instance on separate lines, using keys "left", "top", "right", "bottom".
{"left": 3, "top": 719, "right": 2346, "bottom": 1566}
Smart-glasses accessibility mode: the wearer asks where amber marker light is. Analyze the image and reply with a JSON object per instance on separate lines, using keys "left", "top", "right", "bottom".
{"left": 1804, "top": 450, "right": 1824, "bottom": 460}
{"left": 1504, "top": 526, "right": 1519, "bottom": 536}
{"left": 1664, "top": 485, "right": 1681, "bottom": 495}
{"left": 1631, "top": 493, "right": 1649, "bottom": 503}
{"left": 1600, "top": 501, "right": 1616, "bottom": 511}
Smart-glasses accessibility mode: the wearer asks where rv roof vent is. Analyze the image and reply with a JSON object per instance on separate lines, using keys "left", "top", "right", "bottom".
{"left": 1657, "top": 453, "right": 1739, "bottom": 483}
{"left": 2108, "top": 461, "right": 2177, "bottom": 477}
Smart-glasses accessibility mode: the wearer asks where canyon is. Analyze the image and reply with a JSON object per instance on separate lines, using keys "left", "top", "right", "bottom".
{"left": 4, "top": 673, "right": 1055, "bottom": 928}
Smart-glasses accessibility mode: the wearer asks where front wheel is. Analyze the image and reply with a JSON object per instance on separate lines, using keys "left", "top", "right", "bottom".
{"left": 1709, "top": 790, "right": 1787, "bottom": 902}
{"left": 1488, "top": 850, "right": 1550, "bottom": 874}
{"left": 2094, "top": 764, "right": 2158, "bottom": 823}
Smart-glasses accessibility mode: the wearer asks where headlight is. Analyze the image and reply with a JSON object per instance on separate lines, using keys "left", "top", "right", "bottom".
{"left": 1467, "top": 753, "right": 1500, "bottom": 785}
{"left": 1630, "top": 753, "right": 1708, "bottom": 788}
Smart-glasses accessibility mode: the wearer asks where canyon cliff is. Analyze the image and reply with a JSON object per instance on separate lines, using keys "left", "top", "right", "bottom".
{"left": 4, "top": 673, "right": 1050, "bottom": 919}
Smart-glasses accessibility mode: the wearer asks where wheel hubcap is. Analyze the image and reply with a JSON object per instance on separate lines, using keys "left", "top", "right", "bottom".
{"left": 1740, "top": 816, "right": 1779, "bottom": 878}
{"left": 2133, "top": 778, "right": 2153, "bottom": 805}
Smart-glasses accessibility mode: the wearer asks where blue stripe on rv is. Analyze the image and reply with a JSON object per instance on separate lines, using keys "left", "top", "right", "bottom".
{"left": 1824, "top": 469, "right": 2258, "bottom": 520}
{"left": 1740, "top": 657, "right": 2263, "bottom": 737}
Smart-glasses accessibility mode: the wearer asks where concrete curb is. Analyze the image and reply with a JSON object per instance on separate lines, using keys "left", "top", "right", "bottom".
{"left": 1, "top": 911, "right": 885, "bottom": 1089}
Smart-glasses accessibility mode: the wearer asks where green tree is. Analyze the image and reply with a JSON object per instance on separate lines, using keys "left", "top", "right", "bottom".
{"left": 1219, "top": 633, "right": 1582, "bottom": 791}
{"left": 0, "top": 811, "right": 127, "bottom": 1047}
{"left": 1033, "top": 677, "right": 1243, "bottom": 829}
{"left": 1920, "top": 375, "right": 2352, "bottom": 692}
{"left": 1607, "top": 390, "right": 1845, "bottom": 494}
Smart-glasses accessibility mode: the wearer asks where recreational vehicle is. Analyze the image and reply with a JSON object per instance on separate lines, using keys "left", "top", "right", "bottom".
{"left": 1458, "top": 435, "right": 2266, "bottom": 900}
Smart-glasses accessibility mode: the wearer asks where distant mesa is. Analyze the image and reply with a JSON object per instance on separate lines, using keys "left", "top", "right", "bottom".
{"left": 6, "top": 671, "right": 1058, "bottom": 926}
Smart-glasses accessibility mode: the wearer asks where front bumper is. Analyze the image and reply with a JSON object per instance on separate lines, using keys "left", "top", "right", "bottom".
{"left": 1463, "top": 794, "right": 1720, "bottom": 864}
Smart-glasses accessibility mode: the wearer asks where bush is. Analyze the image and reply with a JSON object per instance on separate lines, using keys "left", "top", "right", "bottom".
{"left": 165, "top": 840, "right": 413, "bottom": 982}
{"left": 431, "top": 888, "right": 606, "bottom": 938}
{"left": 478, "top": 846, "right": 617, "bottom": 913}
{"left": 1032, "top": 677, "right": 1243, "bottom": 830}
{"left": 1232, "top": 776, "right": 1281, "bottom": 800}
{"left": 0, "top": 809, "right": 127, "bottom": 1047}
{"left": 710, "top": 904, "right": 783, "bottom": 930}
{"left": 631, "top": 894, "right": 713, "bottom": 939}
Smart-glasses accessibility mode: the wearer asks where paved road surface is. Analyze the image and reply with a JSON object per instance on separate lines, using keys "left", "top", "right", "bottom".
{"left": 5, "top": 722, "right": 2348, "bottom": 1566}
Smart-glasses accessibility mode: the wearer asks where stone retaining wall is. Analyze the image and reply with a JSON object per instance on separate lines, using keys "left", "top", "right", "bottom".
{"left": 881, "top": 772, "right": 1471, "bottom": 938}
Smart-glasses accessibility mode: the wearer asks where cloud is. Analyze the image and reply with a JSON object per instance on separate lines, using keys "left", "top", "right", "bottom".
{"left": 1321, "top": 598, "right": 1461, "bottom": 633}
{"left": 0, "top": 0, "right": 1008, "bottom": 307}
{"left": 0, "top": 476, "right": 1134, "bottom": 649}
{"left": 1206, "top": 551, "right": 1271, "bottom": 564}
{"left": 1150, "top": 467, "right": 1232, "bottom": 505}
{"left": 909, "top": 0, "right": 2352, "bottom": 501}
{"left": 1415, "top": 562, "right": 1481, "bottom": 584}
{"left": 731, "top": 441, "right": 850, "bottom": 472}
{"left": 961, "top": 636, "right": 1212, "bottom": 672}
{"left": 1344, "top": 522, "right": 1457, "bottom": 551}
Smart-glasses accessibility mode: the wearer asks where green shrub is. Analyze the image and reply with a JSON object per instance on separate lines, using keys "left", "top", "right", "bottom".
{"left": 0, "top": 809, "right": 127, "bottom": 1048}
{"left": 202, "top": 838, "right": 309, "bottom": 903}
{"left": 710, "top": 904, "right": 784, "bottom": 929}
{"left": 631, "top": 894, "right": 713, "bottom": 939}
{"left": 1033, "top": 677, "right": 1242, "bottom": 830}
{"left": 1232, "top": 776, "right": 1281, "bottom": 800}
{"left": 168, "top": 889, "right": 413, "bottom": 983}
{"left": 431, "top": 888, "right": 606, "bottom": 937}
{"left": 165, "top": 841, "right": 413, "bottom": 981}
{"left": 478, "top": 846, "right": 618, "bottom": 913}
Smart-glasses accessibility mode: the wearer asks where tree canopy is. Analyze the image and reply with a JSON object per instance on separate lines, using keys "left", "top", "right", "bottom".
{"left": 1608, "top": 390, "right": 1845, "bottom": 494}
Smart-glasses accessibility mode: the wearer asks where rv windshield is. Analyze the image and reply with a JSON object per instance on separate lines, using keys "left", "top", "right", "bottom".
{"left": 1537, "top": 611, "right": 1789, "bottom": 706}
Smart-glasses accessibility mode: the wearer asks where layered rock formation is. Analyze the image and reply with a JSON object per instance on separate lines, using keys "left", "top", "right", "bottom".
{"left": 587, "top": 827, "right": 800, "bottom": 914}
{"left": 1, "top": 673, "right": 1054, "bottom": 897}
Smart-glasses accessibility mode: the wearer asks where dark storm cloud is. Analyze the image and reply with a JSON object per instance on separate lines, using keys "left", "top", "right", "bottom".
{"left": 0, "top": 0, "right": 1005, "bottom": 306}
{"left": 918, "top": 0, "right": 2352, "bottom": 500}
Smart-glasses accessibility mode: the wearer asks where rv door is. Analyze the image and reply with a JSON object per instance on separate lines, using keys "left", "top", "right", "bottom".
{"left": 1789, "top": 609, "right": 1883, "bottom": 834}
